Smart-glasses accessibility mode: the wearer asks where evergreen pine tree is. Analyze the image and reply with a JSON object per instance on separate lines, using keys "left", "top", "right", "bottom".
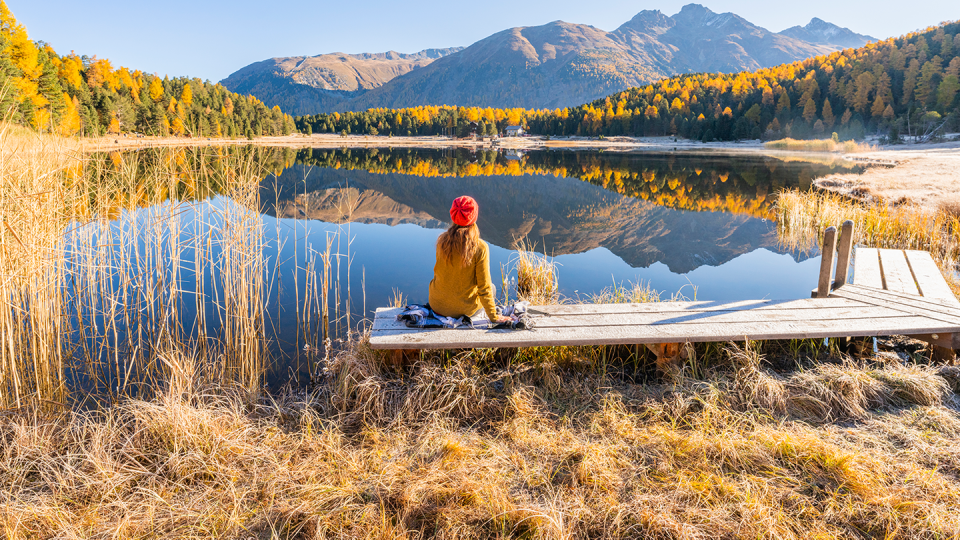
{"left": 36, "top": 47, "right": 65, "bottom": 127}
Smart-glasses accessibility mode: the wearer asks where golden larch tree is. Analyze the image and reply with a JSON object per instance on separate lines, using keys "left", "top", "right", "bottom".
{"left": 149, "top": 78, "right": 164, "bottom": 101}
{"left": 57, "top": 94, "right": 82, "bottom": 136}
{"left": 58, "top": 55, "right": 84, "bottom": 88}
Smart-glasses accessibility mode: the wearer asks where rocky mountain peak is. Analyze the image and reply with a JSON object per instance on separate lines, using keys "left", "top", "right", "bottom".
{"left": 616, "top": 9, "right": 675, "bottom": 35}
{"left": 671, "top": 4, "right": 760, "bottom": 34}
{"left": 779, "top": 18, "right": 875, "bottom": 48}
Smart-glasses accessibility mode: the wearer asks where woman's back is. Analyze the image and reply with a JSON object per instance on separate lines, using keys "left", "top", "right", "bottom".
{"left": 429, "top": 239, "right": 496, "bottom": 319}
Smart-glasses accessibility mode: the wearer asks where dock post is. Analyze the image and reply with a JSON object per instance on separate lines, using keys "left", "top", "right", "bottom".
{"left": 817, "top": 226, "right": 838, "bottom": 298}
{"left": 386, "top": 349, "right": 417, "bottom": 369}
{"left": 834, "top": 220, "right": 855, "bottom": 289}
{"left": 646, "top": 342, "right": 691, "bottom": 373}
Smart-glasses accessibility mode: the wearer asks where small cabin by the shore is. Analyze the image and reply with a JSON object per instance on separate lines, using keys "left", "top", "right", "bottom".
{"left": 504, "top": 125, "right": 525, "bottom": 137}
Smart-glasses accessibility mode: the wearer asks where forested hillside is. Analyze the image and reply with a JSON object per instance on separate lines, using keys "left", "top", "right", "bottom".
{"left": 298, "top": 21, "right": 959, "bottom": 142}
{"left": 0, "top": 1, "right": 294, "bottom": 137}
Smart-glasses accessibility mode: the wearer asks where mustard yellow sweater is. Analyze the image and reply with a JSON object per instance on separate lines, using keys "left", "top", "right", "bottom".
{"left": 428, "top": 240, "right": 498, "bottom": 320}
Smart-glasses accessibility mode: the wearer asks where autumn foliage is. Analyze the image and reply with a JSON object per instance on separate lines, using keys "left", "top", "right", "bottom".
{"left": 0, "top": 1, "right": 295, "bottom": 137}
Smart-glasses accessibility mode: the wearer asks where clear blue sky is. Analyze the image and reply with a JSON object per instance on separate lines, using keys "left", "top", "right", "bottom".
{"left": 8, "top": 0, "right": 957, "bottom": 83}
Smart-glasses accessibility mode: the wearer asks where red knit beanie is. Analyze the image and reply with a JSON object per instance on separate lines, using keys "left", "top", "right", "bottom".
{"left": 450, "top": 196, "right": 479, "bottom": 227}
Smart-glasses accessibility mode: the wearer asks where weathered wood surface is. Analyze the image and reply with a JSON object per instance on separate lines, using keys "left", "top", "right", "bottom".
{"left": 903, "top": 250, "right": 959, "bottom": 306}
{"left": 834, "top": 220, "right": 855, "bottom": 288}
{"left": 816, "top": 226, "right": 837, "bottom": 298}
{"left": 878, "top": 248, "right": 921, "bottom": 295}
{"left": 851, "top": 248, "right": 957, "bottom": 305}
{"left": 853, "top": 247, "right": 883, "bottom": 289}
{"left": 370, "top": 291, "right": 960, "bottom": 350}
{"left": 373, "top": 298, "right": 870, "bottom": 319}
{"left": 830, "top": 284, "right": 960, "bottom": 322}
{"left": 374, "top": 305, "right": 946, "bottom": 332}
{"left": 371, "top": 316, "right": 959, "bottom": 349}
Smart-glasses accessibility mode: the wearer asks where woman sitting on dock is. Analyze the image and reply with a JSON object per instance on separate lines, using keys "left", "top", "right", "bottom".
{"left": 429, "top": 196, "right": 509, "bottom": 324}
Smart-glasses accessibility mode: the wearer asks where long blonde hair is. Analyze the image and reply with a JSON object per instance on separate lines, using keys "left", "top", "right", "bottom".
{"left": 437, "top": 224, "right": 481, "bottom": 267}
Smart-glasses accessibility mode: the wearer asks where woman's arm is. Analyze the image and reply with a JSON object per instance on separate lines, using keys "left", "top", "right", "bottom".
{"left": 475, "top": 242, "right": 499, "bottom": 321}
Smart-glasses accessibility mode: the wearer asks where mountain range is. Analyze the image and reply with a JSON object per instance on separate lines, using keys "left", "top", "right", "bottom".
{"left": 221, "top": 48, "right": 463, "bottom": 116}
{"left": 222, "top": 4, "right": 875, "bottom": 115}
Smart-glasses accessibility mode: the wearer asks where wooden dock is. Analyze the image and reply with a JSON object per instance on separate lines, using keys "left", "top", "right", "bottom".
{"left": 370, "top": 222, "right": 960, "bottom": 361}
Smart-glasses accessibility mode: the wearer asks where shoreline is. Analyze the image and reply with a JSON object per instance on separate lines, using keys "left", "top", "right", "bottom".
{"left": 81, "top": 133, "right": 772, "bottom": 153}
{"left": 80, "top": 133, "right": 827, "bottom": 155}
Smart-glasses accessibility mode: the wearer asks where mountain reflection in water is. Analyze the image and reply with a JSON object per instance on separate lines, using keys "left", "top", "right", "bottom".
{"left": 260, "top": 147, "right": 860, "bottom": 274}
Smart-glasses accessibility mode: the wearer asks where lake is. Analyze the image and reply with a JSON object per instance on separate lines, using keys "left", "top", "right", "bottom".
{"left": 56, "top": 145, "right": 862, "bottom": 393}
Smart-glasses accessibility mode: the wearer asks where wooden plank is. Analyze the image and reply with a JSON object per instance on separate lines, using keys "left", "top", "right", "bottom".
{"left": 369, "top": 315, "right": 960, "bottom": 349}
{"left": 830, "top": 284, "right": 960, "bottom": 320}
{"left": 832, "top": 284, "right": 960, "bottom": 321}
{"left": 374, "top": 305, "right": 920, "bottom": 332}
{"left": 879, "top": 249, "right": 920, "bottom": 295}
{"left": 853, "top": 247, "right": 882, "bottom": 289}
{"left": 374, "top": 297, "right": 871, "bottom": 319}
{"left": 904, "top": 250, "right": 960, "bottom": 306}
{"left": 529, "top": 298, "right": 871, "bottom": 315}
{"left": 372, "top": 246, "right": 960, "bottom": 351}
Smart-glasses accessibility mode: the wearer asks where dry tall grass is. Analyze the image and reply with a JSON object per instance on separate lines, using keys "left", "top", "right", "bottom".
{"left": 2, "top": 342, "right": 959, "bottom": 538}
{"left": 0, "top": 125, "right": 79, "bottom": 408}
{"left": 4, "top": 128, "right": 960, "bottom": 538}
{"left": 589, "top": 280, "right": 697, "bottom": 304}
{"left": 0, "top": 130, "right": 327, "bottom": 408}
{"left": 513, "top": 240, "right": 559, "bottom": 305}
{"left": 764, "top": 138, "right": 875, "bottom": 153}
{"left": 776, "top": 189, "right": 960, "bottom": 294}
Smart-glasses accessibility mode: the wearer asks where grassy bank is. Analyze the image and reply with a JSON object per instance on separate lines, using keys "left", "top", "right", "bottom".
{"left": 3, "top": 343, "right": 960, "bottom": 538}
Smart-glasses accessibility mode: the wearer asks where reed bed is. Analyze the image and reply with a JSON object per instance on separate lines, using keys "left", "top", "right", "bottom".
{"left": 0, "top": 130, "right": 335, "bottom": 409}
{"left": 776, "top": 189, "right": 960, "bottom": 294}
{"left": 588, "top": 280, "right": 697, "bottom": 304}
{"left": 0, "top": 125, "right": 78, "bottom": 408}
{"left": 57, "top": 146, "right": 276, "bottom": 400}
{"left": 764, "top": 138, "right": 875, "bottom": 153}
